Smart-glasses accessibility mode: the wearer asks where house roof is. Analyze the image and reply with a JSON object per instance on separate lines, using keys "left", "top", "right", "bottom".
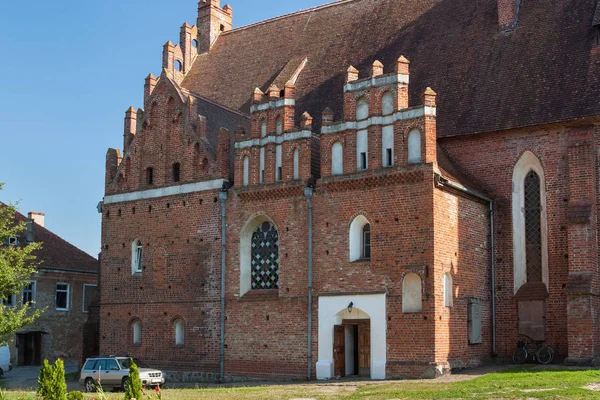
{"left": 10, "top": 208, "right": 98, "bottom": 273}
{"left": 182, "top": 0, "right": 600, "bottom": 138}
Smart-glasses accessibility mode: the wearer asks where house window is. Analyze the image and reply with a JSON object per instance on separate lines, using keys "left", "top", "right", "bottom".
{"left": 357, "top": 130, "right": 368, "bottom": 170}
{"left": 259, "top": 148, "right": 265, "bottom": 183}
{"left": 276, "top": 117, "right": 283, "bottom": 135}
{"left": 293, "top": 149, "right": 300, "bottom": 180}
{"left": 408, "top": 129, "right": 422, "bottom": 164}
{"left": 382, "top": 92, "right": 394, "bottom": 115}
{"left": 2, "top": 294, "right": 16, "bottom": 307}
{"left": 349, "top": 215, "right": 371, "bottom": 262}
{"left": 146, "top": 167, "right": 154, "bottom": 185}
{"left": 132, "top": 319, "right": 142, "bottom": 345}
{"left": 173, "top": 163, "right": 181, "bottom": 182}
{"left": 7, "top": 236, "right": 19, "bottom": 246}
{"left": 250, "top": 222, "right": 279, "bottom": 290}
{"left": 356, "top": 98, "right": 369, "bottom": 121}
{"left": 22, "top": 282, "right": 36, "bottom": 305}
{"left": 402, "top": 273, "right": 422, "bottom": 313}
{"left": 56, "top": 283, "right": 70, "bottom": 311}
{"left": 382, "top": 125, "right": 394, "bottom": 167}
{"left": 332, "top": 142, "right": 343, "bottom": 175}
{"left": 444, "top": 273, "right": 453, "bottom": 307}
{"left": 82, "top": 284, "right": 98, "bottom": 313}
{"left": 243, "top": 156, "right": 249, "bottom": 186}
{"left": 362, "top": 224, "right": 371, "bottom": 259}
{"left": 132, "top": 240, "right": 143, "bottom": 274}
{"left": 174, "top": 319, "right": 184, "bottom": 345}
{"left": 275, "top": 145, "right": 282, "bottom": 181}
{"left": 261, "top": 120, "right": 267, "bottom": 137}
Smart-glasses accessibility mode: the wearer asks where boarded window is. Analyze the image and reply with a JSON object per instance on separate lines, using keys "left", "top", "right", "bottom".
{"left": 402, "top": 273, "right": 422, "bottom": 312}
{"left": 83, "top": 284, "right": 98, "bottom": 313}
{"left": 518, "top": 300, "right": 545, "bottom": 341}
{"left": 243, "top": 156, "right": 249, "bottom": 186}
{"left": 332, "top": 142, "right": 343, "bottom": 175}
{"left": 293, "top": 149, "right": 300, "bottom": 180}
{"left": 382, "top": 92, "right": 394, "bottom": 115}
{"left": 408, "top": 130, "right": 421, "bottom": 164}
{"left": 444, "top": 273, "right": 453, "bottom": 307}
{"left": 356, "top": 98, "right": 369, "bottom": 121}
{"left": 132, "top": 320, "right": 142, "bottom": 345}
{"left": 468, "top": 299, "right": 482, "bottom": 344}
{"left": 251, "top": 222, "right": 279, "bottom": 290}
{"left": 261, "top": 120, "right": 267, "bottom": 137}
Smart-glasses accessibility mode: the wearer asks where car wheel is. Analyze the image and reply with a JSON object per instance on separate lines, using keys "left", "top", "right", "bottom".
{"left": 122, "top": 377, "right": 130, "bottom": 392}
{"left": 84, "top": 378, "right": 96, "bottom": 393}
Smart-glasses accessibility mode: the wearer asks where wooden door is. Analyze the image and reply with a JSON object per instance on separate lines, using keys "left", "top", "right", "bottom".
{"left": 358, "top": 322, "right": 371, "bottom": 377}
{"left": 333, "top": 325, "right": 345, "bottom": 377}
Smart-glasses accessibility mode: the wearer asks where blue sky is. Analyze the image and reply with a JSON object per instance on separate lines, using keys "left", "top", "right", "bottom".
{"left": 0, "top": 0, "right": 327, "bottom": 257}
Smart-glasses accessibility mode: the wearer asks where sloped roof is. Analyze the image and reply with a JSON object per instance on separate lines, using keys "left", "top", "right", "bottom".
{"left": 182, "top": 0, "right": 600, "bottom": 137}
{"left": 10, "top": 208, "right": 98, "bottom": 273}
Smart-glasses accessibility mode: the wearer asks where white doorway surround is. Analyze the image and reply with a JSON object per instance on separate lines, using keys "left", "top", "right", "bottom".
{"left": 316, "top": 293, "right": 386, "bottom": 380}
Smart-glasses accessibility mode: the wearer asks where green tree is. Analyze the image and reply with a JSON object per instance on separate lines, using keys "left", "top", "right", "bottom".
{"left": 0, "top": 183, "right": 43, "bottom": 341}
{"left": 38, "top": 359, "right": 53, "bottom": 398}
{"left": 123, "top": 359, "right": 143, "bottom": 400}
{"left": 52, "top": 358, "right": 68, "bottom": 400}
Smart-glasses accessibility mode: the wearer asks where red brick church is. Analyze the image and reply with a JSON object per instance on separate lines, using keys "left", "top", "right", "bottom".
{"left": 99, "top": 0, "right": 600, "bottom": 380}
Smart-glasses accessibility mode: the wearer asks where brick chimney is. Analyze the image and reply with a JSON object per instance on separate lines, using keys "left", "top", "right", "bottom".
{"left": 28, "top": 212, "right": 45, "bottom": 227}
{"left": 197, "top": 0, "right": 233, "bottom": 54}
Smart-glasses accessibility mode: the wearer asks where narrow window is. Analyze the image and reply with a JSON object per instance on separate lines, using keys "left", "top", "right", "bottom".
{"left": 332, "top": 142, "right": 343, "bottom": 175}
{"left": 382, "top": 125, "right": 394, "bottom": 167}
{"left": 261, "top": 120, "right": 267, "bottom": 138}
{"left": 524, "top": 171, "right": 542, "bottom": 283}
{"left": 146, "top": 167, "right": 154, "bottom": 185}
{"left": 362, "top": 224, "right": 371, "bottom": 259}
{"left": 356, "top": 98, "right": 369, "bottom": 121}
{"left": 276, "top": 117, "right": 283, "bottom": 135}
{"left": 402, "top": 273, "right": 423, "bottom": 313}
{"left": 275, "top": 145, "right": 282, "bottom": 181}
{"left": 132, "top": 320, "right": 142, "bottom": 345}
{"left": 293, "top": 149, "right": 300, "bottom": 180}
{"left": 259, "top": 148, "right": 265, "bottom": 183}
{"left": 251, "top": 222, "right": 280, "bottom": 290}
{"left": 56, "top": 283, "right": 70, "bottom": 311}
{"left": 444, "top": 273, "right": 453, "bottom": 307}
{"left": 243, "top": 156, "right": 249, "bottom": 186}
{"left": 132, "top": 240, "right": 143, "bottom": 274}
{"left": 357, "top": 130, "right": 368, "bottom": 170}
{"left": 175, "top": 319, "right": 184, "bottom": 345}
{"left": 2, "top": 294, "right": 16, "bottom": 307}
{"left": 360, "top": 152, "right": 367, "bottom": 170}
{"left": 22, "top": 281, "right": 36, "bottom": 305}
{"left": 382, "top": 92, "right": 394, "bottom": 115}
{"left": 408, "top": 129, "right": 422, "bottom": 164}
{"left": 174, "top": 60, "right": 182, "bottom": 72}
{"left": 173, "top": 163, "right": 181, "bottom": 182}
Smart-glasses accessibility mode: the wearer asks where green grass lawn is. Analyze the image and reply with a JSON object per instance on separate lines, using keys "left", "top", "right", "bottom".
{"left": 2, "top": 366, "right": 600, "bottom": 399}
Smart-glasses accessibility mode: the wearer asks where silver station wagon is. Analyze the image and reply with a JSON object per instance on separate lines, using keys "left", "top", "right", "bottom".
{"left": 79, "top": 356, "right": 165, "bottom": 392}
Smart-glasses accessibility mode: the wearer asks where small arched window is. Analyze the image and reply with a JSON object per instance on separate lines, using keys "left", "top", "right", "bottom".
{"left": 356, "top": 98, "right": 369, "bottom": 121}
{"left": 174, "top": 319, "right": 184, "bottom": 346}
{"left": 251, "top": 222, "right": 279, "bottom": 290}
{"left": 174, "top": 60, "right": 182, "bottom": 72}
{"left": 132, "top": 240, "right": 143, "bottom": 274}
{"left": 332, "top": 142, "right": 343, "bottom": 175}
{"left": 444, "top": 273, "right": 453, "bottom": 307}
{"left": 146, "top": 167, "right": 154, "bottom": 185}
{"left": 408, "top": 129, "right": 422, "bottom": 164}
{"left": 293, "top": 149, "right": 300, "bottom": 180}
{"left": 349, "top": 215, "right": 371, "bottom": 262}
{"left": 382, "top": 92, "right": 394, "bottom": 115}
{"left": 362, "top": 224, "right": 371, "bottom": 260}
{"left": 243, "top": 156, "right": 249, "bottom": 186}
{"left": 276, "top": 117, "right": 283, "bottom": 135}
{"left": 261, "top": 120, "right": 267, "bottom": 137}
{"left": 402, "top": 273, "right": 422, "bottom": 313}
{"left": 173, "top": 163, "right": 181, "bottom": 182}
{"left": 132, "top": 319, "right": 142, "bottom": 345}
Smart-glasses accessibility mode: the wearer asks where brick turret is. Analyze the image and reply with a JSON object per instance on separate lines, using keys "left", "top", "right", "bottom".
{"left": 197, "top": 0, "right": 233, "bottom": 54}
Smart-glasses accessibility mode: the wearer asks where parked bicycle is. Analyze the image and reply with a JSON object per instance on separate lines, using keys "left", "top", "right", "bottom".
{"left": 512, "top": 339, "right": 554, "bottom": 364}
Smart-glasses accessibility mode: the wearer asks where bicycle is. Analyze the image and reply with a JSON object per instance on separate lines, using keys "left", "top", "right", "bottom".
{"left": 512, "top": 339, "right": 554, "bottom": 364}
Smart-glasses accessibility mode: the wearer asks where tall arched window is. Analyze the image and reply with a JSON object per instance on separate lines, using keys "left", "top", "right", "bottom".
{"left": 408, "top": 129, "right": 422, "bottom": 164}
{"left": 276, "top": 117, "right": 283, "bottom": 135}
{"left": 444, "top": 273, "right": 453, "bottom": 307}
{"left": 512, "top": 151, "right": 548, "bottom": 293}
{"left": 382, "top": 92, "right": 394, "bottom": 115}
{"left": 132, "top": 319, "right": 142, "bottom": 345}
{"left": 332, "top": 142, "right": 343, "bottom": 175}
{"left": 293, "top": 149, "right": 300, "bottom": 180}
{"left": 349, "top": 215, "right": 371, "bottom": 262}
{"left": 174, "top": 319, "right": 184, "bottom": 345}
{"left": 131, "top": 240, "right": 143, "bottom": 274}
{"left": 250, "top": 222, "right": 279, "bottom": 290}
{"left": 261, "top": 120, "right": 267, "bottom": 137}
{"left": 402, "top": 273, "right": 422, "bottom": 313}
{"left": 243, "top": 156, "right": 249, "bottom": 186}
{"left": 356, "top": 98, "right": 369, "bottom": 121}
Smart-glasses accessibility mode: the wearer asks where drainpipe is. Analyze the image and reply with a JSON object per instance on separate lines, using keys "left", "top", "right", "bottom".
{"left": 219, "top": 189, "right": 228, "bottom": 382}
{"left": 434, "top": 174, "right": 497, "bottom": 356}
{"left": 304, "top": 186, "right": 314, "bottom": 380}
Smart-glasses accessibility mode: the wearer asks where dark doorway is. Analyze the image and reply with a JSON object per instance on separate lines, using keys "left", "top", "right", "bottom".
{"left": 17, "top": 332, "right": 42, "bottom": 366}
{"left": 341, "top": 319, "right": 371, "bottom": 378}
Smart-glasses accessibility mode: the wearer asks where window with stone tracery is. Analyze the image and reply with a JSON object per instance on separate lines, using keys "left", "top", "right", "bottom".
{"left": 524, "top": 170, "right": 542, "bottom": 283}
{"left": 251, "top": 222, "right": 279, "bottom": 290}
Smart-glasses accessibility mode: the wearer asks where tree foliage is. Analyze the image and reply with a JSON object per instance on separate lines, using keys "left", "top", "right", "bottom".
{"left": 124, "top": 359, "right": 143, "bottom": 400}
{"left": 0, "top": 183, "right": 43, "bottom": 341}
{"left": 38, "top": 358, "right": 68, "bottom": 400}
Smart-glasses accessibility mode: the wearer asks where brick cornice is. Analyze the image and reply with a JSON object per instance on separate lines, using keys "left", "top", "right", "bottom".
{"left": 322, "top": 168, "right": 426, "bottom": 193}
{"left": 235, "top": 182, "right": 305, "bottom": 202}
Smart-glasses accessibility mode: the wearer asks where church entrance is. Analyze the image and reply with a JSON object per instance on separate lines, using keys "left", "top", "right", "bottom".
{"left": 334, "top": 320, "right": 371, "bottom": 377}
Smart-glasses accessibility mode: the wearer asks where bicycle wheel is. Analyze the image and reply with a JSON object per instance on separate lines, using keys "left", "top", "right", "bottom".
{"left": 537, "top": 347, "right": 553, "bottom": 365}
{"left": 512, "top": 347, "right": 527, "bottom": 364}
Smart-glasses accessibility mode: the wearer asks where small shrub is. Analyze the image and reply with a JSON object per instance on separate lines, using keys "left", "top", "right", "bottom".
{"left": 38, "top": 358, "right": 67, "bottom": 400}
{"left": 123, "top": 359, "right": 143, "bottom": 400}
{"left": 66, "top": 391, "right": 84, "bottom": 400}
{"left": 38, "top": 359, "right": 53, "bottom": 398}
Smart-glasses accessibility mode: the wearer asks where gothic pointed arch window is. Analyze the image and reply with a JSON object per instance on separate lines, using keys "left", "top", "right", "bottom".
{"left": 250, "top": 222, "right": 280, "bottom": 290}
{"left": 524, "top": 171, "right": 542, "bottom": 283}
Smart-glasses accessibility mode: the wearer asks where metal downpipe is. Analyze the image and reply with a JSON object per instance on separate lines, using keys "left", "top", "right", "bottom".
{"left": 305, "top": 187, "right": 314, "bottom": 380}
{"left": 219, "top": 190, "right": 228, "bottom": 382}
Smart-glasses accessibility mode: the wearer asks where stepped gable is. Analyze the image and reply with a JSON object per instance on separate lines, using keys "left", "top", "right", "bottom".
{"left": 182, "top": 0, "right": 600, "bottom": 137}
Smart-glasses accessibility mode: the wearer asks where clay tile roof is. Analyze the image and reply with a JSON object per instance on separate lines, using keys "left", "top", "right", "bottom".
{"left": 182, "top": 0, "right": 600, "bottom": 137}
{"left": 7, "top": 206, "right": 98, "bottom": 273}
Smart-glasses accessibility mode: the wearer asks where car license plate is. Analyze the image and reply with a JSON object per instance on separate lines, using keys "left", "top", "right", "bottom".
{"left": 152, "top": 379, "right": 162, "bottom": 383}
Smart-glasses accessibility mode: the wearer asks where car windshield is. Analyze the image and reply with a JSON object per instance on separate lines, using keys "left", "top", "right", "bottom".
{"left": 118, "top": 358, "right": 150, "bottom": 369}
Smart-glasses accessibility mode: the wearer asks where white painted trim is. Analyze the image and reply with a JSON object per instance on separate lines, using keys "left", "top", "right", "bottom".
{"left": 316, "top": 294, "right": 387, "bottom": 380}
{"left": 344, "top": 74, "right": 409, "bottom": 92}
{"left": 55, "top": 282, "right": 70, "bottom": 311}
{"left": 321, "top": 107, "right": 436, "bottom": 135}
{"left": 250, "top": 98, "right": 296, "bottom": 113}
{"left": 235, "top": 130, "right": 313, "bottom": 149}
{"left": 104, "top": 179, "right": 226, "bottom": 205}
{"left": 512, "top": 151, "right": 549, "bottom": 293}
{"left": 239, "top": 215, "right": 278, "bottom": 296}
